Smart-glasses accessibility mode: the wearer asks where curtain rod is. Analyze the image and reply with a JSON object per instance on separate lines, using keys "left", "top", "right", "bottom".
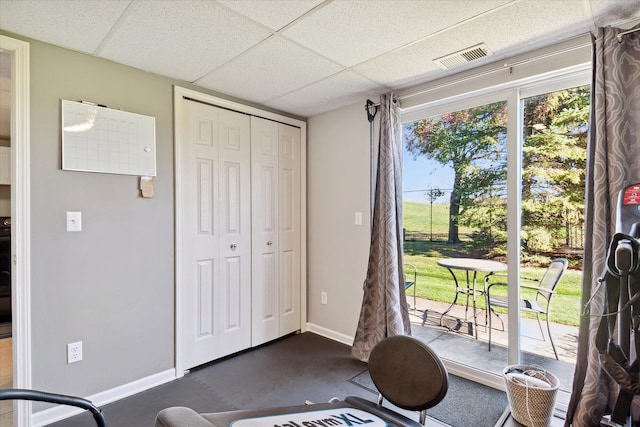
{"left": 398, "top": 39, "right": 593, "bottom": 103}
{"left": 363, "top": 36, "right": 591, "bottom": 113}
{"left": 617, "top": 27, "right": 640, "bottom": 42}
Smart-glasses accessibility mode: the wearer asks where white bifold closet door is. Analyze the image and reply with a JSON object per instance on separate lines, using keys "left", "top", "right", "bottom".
{"left": 251, "top": 117, "right": 301, "bottom": 346}
{"left": 180, "top": 100, "right": 252, "bottom": 370}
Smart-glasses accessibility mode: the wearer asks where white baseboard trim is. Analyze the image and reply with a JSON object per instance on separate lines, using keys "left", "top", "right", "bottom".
{"left": 444, "top": 360, "right": 505, "bottom": 391}
{"left": 31, "top": 368, "right": 176, "bottom": 427}
{"left": 305, "top": 323, "right": 354, "bottom": 347}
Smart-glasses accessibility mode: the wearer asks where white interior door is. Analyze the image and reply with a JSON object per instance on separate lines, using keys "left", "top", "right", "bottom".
{"left": 180, "top": 100, "right": 251, "bottom": 370}
{"left": 251, "top": 117, "right": 280, "bottom": 346}
{"left": 278, "top": 123, "right": 301, "bottom": 336}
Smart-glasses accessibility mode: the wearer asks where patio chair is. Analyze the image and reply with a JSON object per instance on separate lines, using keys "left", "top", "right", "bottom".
{"left": 485, "top": 258, "right": 568, "bottom": 360}
{"left": 405, "top": 263, "right": 417, "bottom": 312}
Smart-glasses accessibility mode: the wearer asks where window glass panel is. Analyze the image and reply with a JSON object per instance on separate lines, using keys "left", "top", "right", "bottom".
{"left": 402, "top": 100, "right": 508, "bottom": 373}
{"left": 520, "top": 85, "right": 588, "bottom": 352}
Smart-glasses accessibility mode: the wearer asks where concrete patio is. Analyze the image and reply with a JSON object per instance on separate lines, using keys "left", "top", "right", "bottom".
{"left": 407, "top": 297, "right": 579, "bottom": 395}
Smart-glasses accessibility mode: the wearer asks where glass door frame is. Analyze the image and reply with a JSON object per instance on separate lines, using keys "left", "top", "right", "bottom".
{"left": 400, "top": 67, "right": 591, "bottom": 405}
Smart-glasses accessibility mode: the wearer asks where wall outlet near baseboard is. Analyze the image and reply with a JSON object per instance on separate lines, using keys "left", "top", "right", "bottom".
{"left": 321, "top": 292, "right": 328, "bottom": 305}
{"left": 67, "top": 341, "right": 83, "bottom": 364}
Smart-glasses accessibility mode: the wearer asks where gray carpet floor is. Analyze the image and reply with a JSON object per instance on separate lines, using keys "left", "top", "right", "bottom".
{"left": 48, "top": 332, "right": 509, "bottom": 427}
{"left": 349, "top": 368, "right": 508, "bottom": 427}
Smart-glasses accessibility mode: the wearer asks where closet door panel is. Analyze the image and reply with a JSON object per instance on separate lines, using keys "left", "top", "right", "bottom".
{"left": 180, "top": 101, "right": 250, "bottom": 370}
{"left": 251, "top": 117, "right": 280, "bottom": 346}
{"left": 278, "top": 124, "right": 301, "bottom": 336}
{"left": 220, "top": 162, "right": 244, "bottom": 336}
{"left": 217, "top": 109, "right": 252, "bottom": 356}
{"left": 181, "top": 102, "right": 220, "bottom": 369}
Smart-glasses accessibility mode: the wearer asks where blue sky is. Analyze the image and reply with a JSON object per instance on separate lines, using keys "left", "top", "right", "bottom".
{"left": 402, "top": 144, "right": 453, "bottom": 204}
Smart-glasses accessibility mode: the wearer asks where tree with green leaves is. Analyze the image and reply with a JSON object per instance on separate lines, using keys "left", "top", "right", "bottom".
{"left": 404, "top": 102, "right": 508, "bottom": 243}
{"left": 522, "top": 86, "right": 589, "bottom": 251}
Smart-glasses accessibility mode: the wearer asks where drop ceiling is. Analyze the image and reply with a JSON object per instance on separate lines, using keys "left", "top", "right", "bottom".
{"left": 1, "top": 0, "right": 639, "bottom": 119}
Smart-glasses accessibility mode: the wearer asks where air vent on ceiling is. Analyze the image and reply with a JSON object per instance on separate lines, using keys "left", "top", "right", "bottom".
{"left": 434, "top": 43, "right": 491, "bottom": 70}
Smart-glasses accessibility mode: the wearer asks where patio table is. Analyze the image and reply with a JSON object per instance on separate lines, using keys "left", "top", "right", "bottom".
{"left": 436, "top": 258, "right": 507, "bottom": 338}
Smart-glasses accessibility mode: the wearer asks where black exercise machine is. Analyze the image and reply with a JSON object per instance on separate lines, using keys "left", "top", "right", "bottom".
{"left": 596, "top": 183, "right": 640, "bottom": 426}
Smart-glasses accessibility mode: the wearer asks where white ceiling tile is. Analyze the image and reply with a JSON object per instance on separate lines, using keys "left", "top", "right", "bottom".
{"left": 264, "top": 70, "right": 385, "bottom": 117}
{"left": 353, "top": 40, "right": 446, "bottom": 89}
{"left": 196, "top": 35, "right": 343, "bottom": 103}
{"left": 217, "top": 0, "right": 325, "bottom": 31}
{"left": 469, "top": 1, "right": 595, "bottom": 55}
{"left": 98, "top": 0, "right": 272, "bottom": 82}
{"left": 0, "top": 0, "right": 130, "bottom": 53}
{"left": 281, "top": 0, "right": 511, "bottom": 67}
{"left": 354, "top": 0, "right": 601, "bottom": 90}
{"left": 589, "top": 0, "right": 640, "bottom": 26}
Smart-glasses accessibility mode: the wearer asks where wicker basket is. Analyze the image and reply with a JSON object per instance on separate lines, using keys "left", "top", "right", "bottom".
{"left": 503, "top": 365, "right": 559, "bottom": 427}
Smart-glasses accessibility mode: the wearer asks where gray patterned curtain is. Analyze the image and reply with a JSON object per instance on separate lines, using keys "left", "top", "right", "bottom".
{"left": 352, "top": 93, "right": 412, "bottom": 362}
{"left": 566, "top": 25, "right": 640, "bottom": 426}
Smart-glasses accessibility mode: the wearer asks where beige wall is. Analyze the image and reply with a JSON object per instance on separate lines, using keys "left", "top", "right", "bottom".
{"left": 28, "top": 37, "right": 176, "bottom": 399}
{"left": 306, "top": 103, "right": 372, "bottom": 341}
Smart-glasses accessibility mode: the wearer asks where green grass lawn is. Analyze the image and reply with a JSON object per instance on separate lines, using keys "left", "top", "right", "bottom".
{"left": 403, "top": 201, "right": 583, "bottom": 326}
{"left": 403, "top": 202, "right": 474, "bottom": 240}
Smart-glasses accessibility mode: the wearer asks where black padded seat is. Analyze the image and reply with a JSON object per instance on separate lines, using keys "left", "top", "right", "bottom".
{"left": 346, "top": 335, "right": 448, "bottom": 425}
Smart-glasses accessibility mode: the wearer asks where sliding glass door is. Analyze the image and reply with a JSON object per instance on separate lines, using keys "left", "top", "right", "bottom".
{"left": 403, "top": 93, "right": 511, "bottom": 377}
{"left": 401, "top": 72, "right": 589, "bottom": 402}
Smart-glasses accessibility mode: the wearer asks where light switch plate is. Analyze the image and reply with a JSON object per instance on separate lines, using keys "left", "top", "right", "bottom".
{"left": 355, "top": 211, "right": 363, "bottom": 226}
{"left": 66, "top": 212, "right": 82, "bottom": 232}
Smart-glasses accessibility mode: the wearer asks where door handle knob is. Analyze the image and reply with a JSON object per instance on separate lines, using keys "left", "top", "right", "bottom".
{"left": 230, "top": 243, "right": 237, "bottom": 250}
{"left": 267, "top": 240, "right": 273, "bottom": 246}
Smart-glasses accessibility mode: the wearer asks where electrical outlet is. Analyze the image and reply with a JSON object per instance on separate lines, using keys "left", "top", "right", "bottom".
{"left": 67, "top": 341, "right": 83, "bottom": 364}
{"left": 321, "top": 292, "right": 328, "bottom": 305}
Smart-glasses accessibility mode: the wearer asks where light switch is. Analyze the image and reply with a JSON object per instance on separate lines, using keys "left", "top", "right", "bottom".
{"left": 66, "top": 212, "right": 82, "bottom": 232}
{"left": 355, "top": 211, "right": 363, "bottom": 226}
